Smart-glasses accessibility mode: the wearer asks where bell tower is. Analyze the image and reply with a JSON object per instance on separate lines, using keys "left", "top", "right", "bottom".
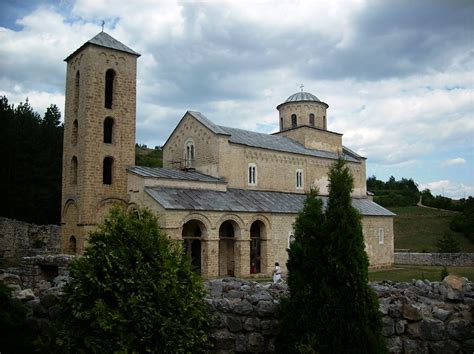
{"left": 61, "top": 32, "right": 140, "bottom": 254}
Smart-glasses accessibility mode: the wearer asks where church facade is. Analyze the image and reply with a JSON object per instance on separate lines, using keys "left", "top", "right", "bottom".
{"left": 61, "top": 32, "right": 394, "bottom": 278}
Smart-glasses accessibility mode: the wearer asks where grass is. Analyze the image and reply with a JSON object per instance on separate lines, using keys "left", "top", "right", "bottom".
{"left": 389, "top": 206, "right": 474, "bottom": 253}
{"left": 369, "top": 265, "right": 474, "bottom": 282}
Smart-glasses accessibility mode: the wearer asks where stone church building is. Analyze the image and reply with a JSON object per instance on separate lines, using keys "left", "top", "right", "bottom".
{"left": 61, "top": 32, "right": 394, "bottom": 278}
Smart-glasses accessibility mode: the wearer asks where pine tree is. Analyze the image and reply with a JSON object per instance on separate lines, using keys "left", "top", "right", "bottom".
{"left": 277, "top": 158, "right": 386, "bottom": 353}
{"left": 436, "top": 232, "right": 461, "bottom": 253}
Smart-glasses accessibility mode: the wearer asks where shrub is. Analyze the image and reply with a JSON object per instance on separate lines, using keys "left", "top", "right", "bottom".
{"left": 436, "top": 232, "right": 461, "bottom": 253}
{"left": 440, "top": 266, "right": 449, "bottom": 280}
{"left": 55, "top": 207, "right": 210, "bottom": 353}
{"left": 277, "top": 158, "right": 386, "bottom": 353}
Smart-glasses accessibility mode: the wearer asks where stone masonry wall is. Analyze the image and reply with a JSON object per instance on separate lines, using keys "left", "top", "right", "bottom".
{"left": 395, "top": 252, "right": 474, "bottom": 266}
{"left": 0, "top": 217, "right": 60, "bottom": 262}
{"left": 4, "top": 273, "right": 472, "bottom": 353}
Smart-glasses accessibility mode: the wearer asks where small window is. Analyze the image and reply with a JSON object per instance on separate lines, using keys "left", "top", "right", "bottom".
{"left": 248, "top": 163, "right": 257, "bottom": 185}
{"left": 185, "top": 141, "right": 195, "bottom": 168}
{"left": 69, "top": 236, "right": 77, "bottom": 254}
{"left": 105, "top": 69, "right": 115, "bottom": 109}
{"left": 104, "top": 117, "right": 114, "bottom": 144}
{"left": 280, "top": 117, "right": 283, "bottom": 130}
{"left": 103, "top": 157, "right": 113, "bottom": 185}
{"left": 288, "top": 230, "right": 295, "bottom": 248}
{"left": 323, "top": 115, "right": 327, "bottom": 129}
{"left": 74, "top": 71, "right": 80, "bottom": 113}
{"left": 309, "top": 113, "right": 315, "bottom": 127}
{"left": 296, "top": 169, "right": 304, "bottom": 189}
{"left": 291, "top": 114, "right": 297, "bottom": 128}
{"left": 72, "top": 120, "right": 78, "bottom": 146}
{"left": 377, "top": 228, "right": 385, "bottom": 245}
{"left": 71, "top": 156, "right": 78, "bottom": 185}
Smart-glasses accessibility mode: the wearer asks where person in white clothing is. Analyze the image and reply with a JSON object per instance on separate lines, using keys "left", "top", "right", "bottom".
{"left": 273, "top": 262, "right": 282, "bottom": 283}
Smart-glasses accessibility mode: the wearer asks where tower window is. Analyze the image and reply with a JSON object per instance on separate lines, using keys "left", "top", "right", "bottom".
{"left": 280, "top": 117, "right": 283, "bottom": 130}
{"left": 291, "top": 114, "right": 297, "bottom": 128}
{"left": 185, "top": 141, "right": 195, "bottom": 168}
{"left": 296, "top": 169, "right": 303, "bottom": 189}
{"left": 105, "top": 69, "right": 115, "bottom": 109}
{"left": 309, "top": 113, "right": 315, "bottom": 127}
{"left": 103, "top": 157, "right": 113, "bottom": 185}
{"left": 248, "top": 163, "right": 257, "bottom": 185}
{"left": 74, "top": 71, "right": 80, "bottom": 114}
{"left": 71, "top": 156, "right": 78, "bottom": 184}
{"left": 72, "top": 120, "right": 78, "bottom": 146}
{"left": 323, "top": 115, "right": 327, "bottom": 129}
{"left": 104, "top": 117, "right": 114, "bottom": 144}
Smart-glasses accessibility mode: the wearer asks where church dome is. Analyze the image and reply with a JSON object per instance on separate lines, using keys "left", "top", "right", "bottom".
{"left": 284, "top": 91, "right": 321, "bottom": 103}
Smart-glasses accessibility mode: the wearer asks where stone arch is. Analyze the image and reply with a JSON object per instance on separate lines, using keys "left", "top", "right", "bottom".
{"left": 95, "top": 198, "right": 127, "bottom": 224}
{"left": 218, "top": 219, "right": 241, "bottom": 277}
{"left": 68, "top": 236, "right": 77, "bottom": 254}
{"left": 182, "top": 219, "right": 207, "bottom": 273}
{"left": 181, "top": 213, "right": 212, "bottom": 240}
{"left": 216, "top": 214, "right": 245, "bottom": 238}
{"left": 63, "top": 199, "right": 78, "bottom": 221}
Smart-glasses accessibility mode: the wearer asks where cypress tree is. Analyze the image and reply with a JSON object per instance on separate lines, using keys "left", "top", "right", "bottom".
{"left": 277, "top": 158, "right": 386, "bottom": 353}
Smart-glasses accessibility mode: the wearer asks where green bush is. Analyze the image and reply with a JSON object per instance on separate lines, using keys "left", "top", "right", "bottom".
{"left": 436, "top": 232, "right": 461, "bottom": 253}
{"left": 0, "top": 282, "right": 35, "bottom": 353}
{"left": 278, "top": 158, "right": 386, "bottom": 353}
{"left": 55, "top": 207, "right": 210, "bottom": 353}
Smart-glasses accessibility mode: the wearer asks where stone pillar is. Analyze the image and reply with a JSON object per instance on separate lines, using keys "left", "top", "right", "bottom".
{"left": 202, "top": 237, "right": 219, "bottom": 278}
{"left": 234, "top": 239, "right": 250, "bottom": 277}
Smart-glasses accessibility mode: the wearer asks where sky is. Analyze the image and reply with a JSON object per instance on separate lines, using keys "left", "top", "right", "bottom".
{"left": 1, "top": 0, "right": 473, "bottom": 199}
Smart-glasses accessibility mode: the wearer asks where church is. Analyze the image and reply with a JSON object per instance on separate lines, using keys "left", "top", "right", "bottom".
{"left": 60, "top": 32, "right": 394, "bottom": 278}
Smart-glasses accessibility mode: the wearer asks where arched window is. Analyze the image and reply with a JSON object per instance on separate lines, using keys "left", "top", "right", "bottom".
{"left": 309, "top": 113, "right": 315, "bottom": 127}
{"left": 104, "top": 69, "right": 115, "bottom": 109}
{"left": 280, "top": 117, "right": 283, "bottom": 130}
{"left": 72, "top": 120, "right": 78, "bottom": 146}
{"left": 71, "top": 156, "right": 78, "bottom": 184}
{"left": 185, "top": 141, "right": 195, "bottom": 168}
{"left": 248, "top": 163, "right": 257, "bottom": 185}
{"left": 323, "top": 115, "right": 327, "bottom": 129}
{"left": 103, "top": 117, "right": 114, "bottom": 144}
{"left": 296, "top": 169, "right": 303, "bottom": 189}
{"left": 69, "top": 236, "right": 77, "bottom": 254}
{"left": 103, "top": 157, "right": 113, "bottom": 185}
{"left": 291, "top": 114, "right": 297, "bottom": 128}
{"left": 74, "top": 71, "right": 80, "bottom": 114}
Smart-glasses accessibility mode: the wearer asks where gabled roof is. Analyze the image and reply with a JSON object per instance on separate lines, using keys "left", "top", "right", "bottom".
{"left": 128, "top": 166, "right": 225, "bottom": 183}
{"left": 187, "top": 111, "right": 230, "bottom": 135}
{"left": 145, "top": 187, "right": 395, "bottom": 216}
{"left": 65, "top": 31, "right": 140, "bottom": 61}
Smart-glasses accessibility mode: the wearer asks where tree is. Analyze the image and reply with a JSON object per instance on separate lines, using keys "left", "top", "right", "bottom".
{"left": 54, "top": 207, "right": 210, "bottom": 353}
{"left": 278, "top": 158, "right": 386, "bottom": 353}
{"left": 436, "top": 232, "right": 461, "bottom": 253}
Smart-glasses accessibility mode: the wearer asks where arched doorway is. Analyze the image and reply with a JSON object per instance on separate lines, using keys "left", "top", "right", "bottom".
{"left": 250, "top": 221, "right": 265, "bottom": 274}
{"left": 219, "top": 220, "right": 236, "bottom": 277}
{"left": 182, "top": 220, "right": 204, "bottom": 272}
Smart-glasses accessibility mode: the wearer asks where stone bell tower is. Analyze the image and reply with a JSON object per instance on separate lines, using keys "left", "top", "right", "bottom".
{"left": 61, "top": 32, "right": 140, "bottom": 254}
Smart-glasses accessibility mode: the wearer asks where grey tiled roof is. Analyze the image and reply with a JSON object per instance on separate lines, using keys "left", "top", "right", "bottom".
{"left": 145, "top": 187, "right": 395, "bottom": 216}
{"left": 217, "top": 126, "right": 359, "bottom": 162}
{"left": 65, "top": 32, "right": 140, "bottom": 61}
{"left": 285, "top": 91, "right": 321, "bottom": 103}
{"left": 187, "top": 111, "right": 230, "bottom": 135}
{"left": 128, "top": 166, "right": 225, "bottom": 183}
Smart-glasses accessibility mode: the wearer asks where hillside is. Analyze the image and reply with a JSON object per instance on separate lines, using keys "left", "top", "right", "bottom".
{"left": 135, "top": 145, "right": 163, "bottom": 168}
{"left": 389, "top": 206, "right": 474, "bottom": 253}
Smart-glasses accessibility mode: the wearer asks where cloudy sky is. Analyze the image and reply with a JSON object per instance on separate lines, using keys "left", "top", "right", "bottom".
{"left": 1, "top": 0, "right": 473, "bottom": 198}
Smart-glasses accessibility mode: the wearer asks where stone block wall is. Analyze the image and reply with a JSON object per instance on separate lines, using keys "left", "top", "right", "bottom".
{"left": 0, "top": 217, "right": 60, "bottom": 262}
{"left": 395, "top": 252, "right": 474, "bottom": 266}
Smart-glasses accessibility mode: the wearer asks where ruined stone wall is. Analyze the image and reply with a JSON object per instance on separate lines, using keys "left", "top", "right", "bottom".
{"left": 0, "top": 217, "right": 60, "bottom": 262}
{"left": 395, "top": 252, "right": 474, "bottom": 266}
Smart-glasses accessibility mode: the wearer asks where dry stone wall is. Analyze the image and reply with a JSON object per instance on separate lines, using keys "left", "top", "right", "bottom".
{"left": 395, "top": 252, "right": 474, "bottom": 267}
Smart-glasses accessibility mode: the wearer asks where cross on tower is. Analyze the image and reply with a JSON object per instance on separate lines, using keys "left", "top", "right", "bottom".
{"left": 101, "top": 20, "right": 105, "bottom": 32}
{"left": 300, "top": 84, "right": 304, "bottom": 92}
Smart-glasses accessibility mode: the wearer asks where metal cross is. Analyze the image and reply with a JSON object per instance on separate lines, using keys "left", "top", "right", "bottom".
{"left": 300, "top": 83, "right": 304, "bottom": 92}
{"left": 101, "top": 20, "right": 105, "bottom": 32}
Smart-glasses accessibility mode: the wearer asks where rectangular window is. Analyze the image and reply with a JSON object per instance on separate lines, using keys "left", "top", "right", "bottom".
{"left": 248, "top": 163, "right": 257, "bottom": 185}
{"left": 377, "top": 228, "right": 385, "bottom": 245}
{"left": 296, "top": 169, "right": 303, "bottom": 189}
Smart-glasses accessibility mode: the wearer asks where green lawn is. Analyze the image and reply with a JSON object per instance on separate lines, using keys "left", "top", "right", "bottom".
{"left": 369, "top": 265, "right": 474, "bottom": 282}
{"left": 389, "top": 206, "right": 474, "bottom": 253}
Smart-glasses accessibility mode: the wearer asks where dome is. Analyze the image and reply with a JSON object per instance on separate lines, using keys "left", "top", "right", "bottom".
{"left": 284, "top": 91, "right": 321, "bottom": 103}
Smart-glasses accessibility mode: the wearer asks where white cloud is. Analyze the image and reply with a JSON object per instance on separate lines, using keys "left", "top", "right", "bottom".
{"left": 442, "top": 157, "right": 466, "bottom": 166}
{"left": 419, "top": 180, "right": 474, "bottom": 199}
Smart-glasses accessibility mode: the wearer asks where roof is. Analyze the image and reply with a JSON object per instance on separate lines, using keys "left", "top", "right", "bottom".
{"left": 127, "top": 166, "right": 225, "bottom": 183}
{"left": 145, "top": 187, "right": 395, "bottom": 216}
{"left": 65, "top": 32, "right": 140, "bottom": 61}
{"left": 217, "top": 125, "right": 359, "bottom": 162}
{"left": 188, "top": 111, "right": 230, "bottom": 135}
{"left": 277, "top": 91, "right": 329, "bottom": 109}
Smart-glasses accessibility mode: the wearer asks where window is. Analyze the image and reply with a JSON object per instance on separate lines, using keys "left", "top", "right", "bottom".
{"left": 69, "top": 236, "right": 77, "bottom": 254}
{"left": 288, "top": 230, "right": 295, "bottom": 248}
{"left": 72, "top": 120, "right": 78, "bottom": 146}
{"left": 104, "top": 117, "right": 114, "bottom": 144}
{"left": 296, "top": 169, "right": 303, "bottom": 189}
{"left": 103, "top": 157, "right": 113, "bottom": 185}
{"left": 323, "top": 115, "right": 327, "bottom": 129}
{"left": 280, "top": 117, "right": 283, "bottom": 130}
{"left": 105, "top": 69, "right": 115, "bottom": 109}
{"left": 185, "top": 141, "right": 195, "bottom": 168}
{"left": 291, "top": 114, "right": 297, "bottom": 128}
{"left": 309, "top": 113, "right": 315, "bottom": 127}
{"left": 377, "top": 228, "right": 385, "bottom": 245}
{"left": 248, "top": 163, "right": 257, "bottom": 185}
{"left": 74, "top": 71, "right": 80, "bottom": 113}
{"left": 71, "top": 156, "right": 78, "bottom": 184}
